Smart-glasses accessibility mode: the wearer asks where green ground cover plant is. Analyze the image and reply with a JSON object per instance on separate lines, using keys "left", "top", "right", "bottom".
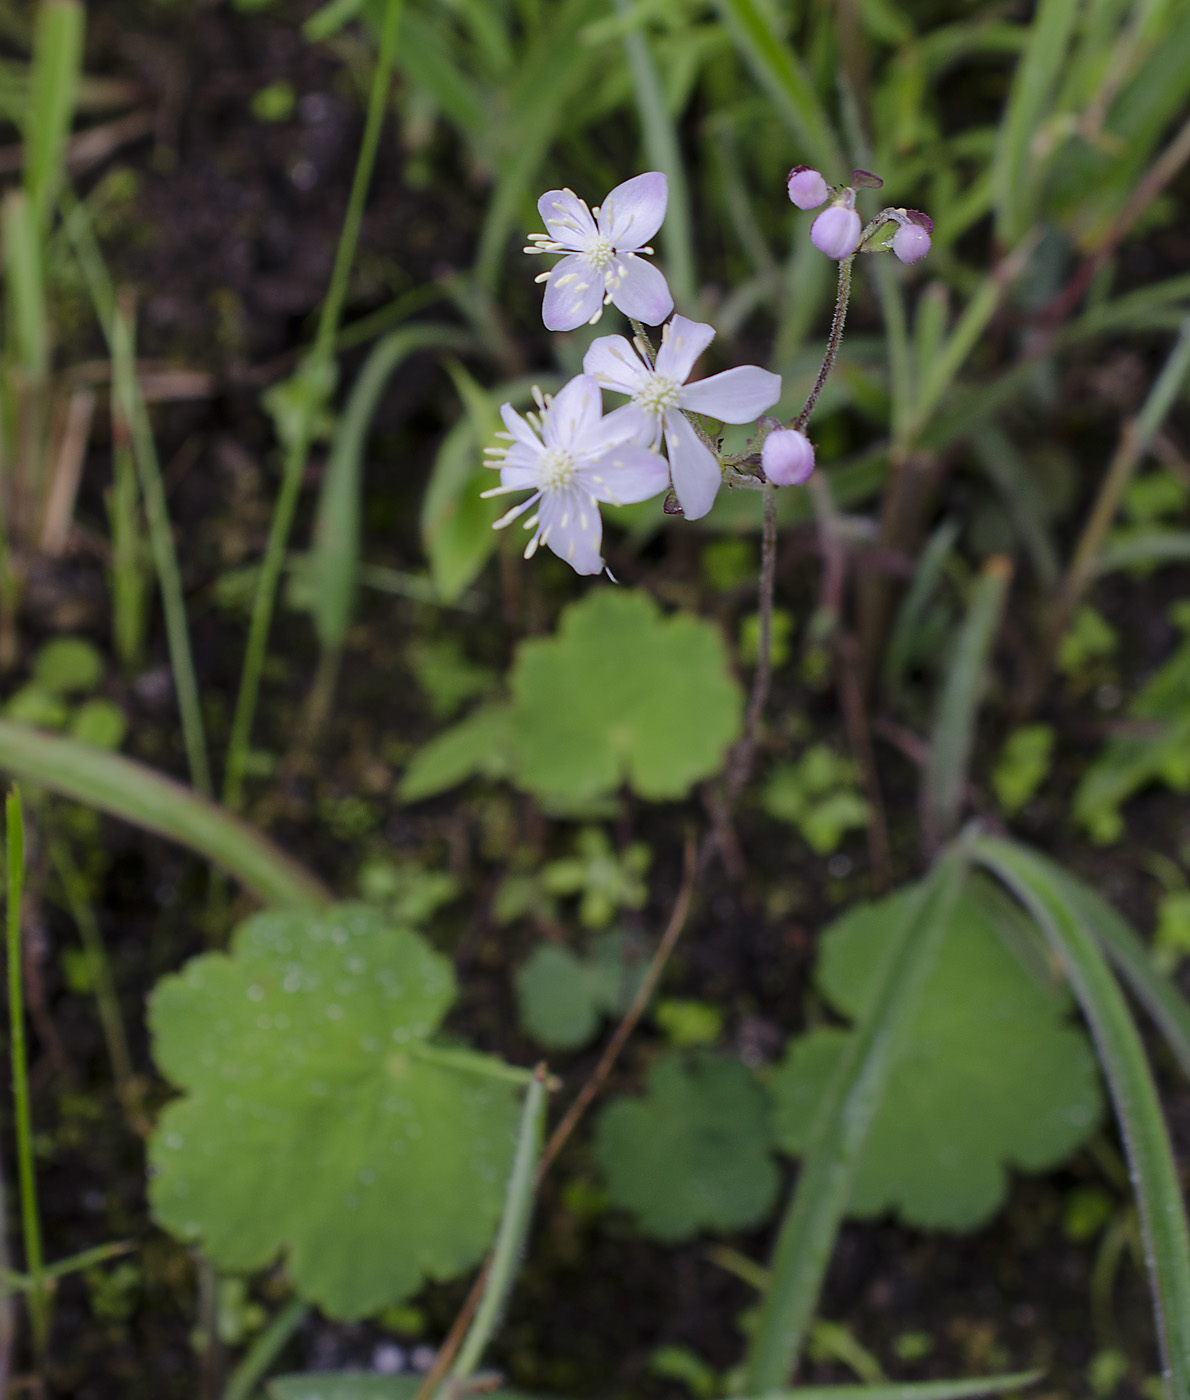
{"left": 1, "top": 0, "right": 1190, "bottom": 1396}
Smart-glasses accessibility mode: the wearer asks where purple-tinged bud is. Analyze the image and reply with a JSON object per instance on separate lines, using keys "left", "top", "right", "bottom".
{"left": 892, "top": 222, "right": 931, "bottom": 264}
{"left": 787, "top": 165, "right": 828, "bottom": 210}
{"left": 810, "top": 204, "right": 862, "bottom": 260}
{"left": 762, "top": 428, "right": 815, "bottom": 486}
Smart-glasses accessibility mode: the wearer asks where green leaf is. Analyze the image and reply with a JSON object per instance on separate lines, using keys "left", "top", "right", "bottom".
{"left": 763, "top": 746, "right": 871, "bottom": 855}
{"left": 68, "top": 698, "right": 127, "bottom": 751}
{"left": 1074, "top": 602, "right": 1190, "bottom": 842}
{"left": 765, "top": 1374, "right": 1043, "bottom": 1400}
{"left": 148, "top": 904, "right": 524, "bottom": 1318}
{"left": 515, "top": 932, "right": 647, "bottom": 1051}
{"left": 770, "top": 877, "right": 1103, "bottom": 1230}
{"left": 991, "top": 723, "right": 1054, "bottom": 816}
{"left": 508, "top": 590, "right": 742, "bottom": 803}
{"left": 595, "top": 1050, "right": 779, "bottom": 1242}
{"left": 31, "top": 636, "right": 103, "bottom": 694}
{"left": 398, "top": 702, "right": 513, "bottom": 803}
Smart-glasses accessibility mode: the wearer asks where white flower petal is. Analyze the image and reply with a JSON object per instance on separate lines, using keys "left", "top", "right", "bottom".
{"left": 580, "top": 445, "right": 670, "bottom": 506}
{"left": 679, "top": 365, "right": 782, "bottom": 423}
{"left": 656, "top": 314, "right": 715, "bottom": 383}
{"left": 500, "top": 402, "right": 543, "bottom": 453}
{"left": 586, "top": 402, "right": 658, "bottom": 452}
{"left": 542, "top": 254, "right": 605, "bottom": 332}
{"left": 664, "top": 411, "right": 721, "bottom": 520}
{"left": 542, "top": 374, "right": 602, "bottom": 450}
{"left": 608, "top": 254, "right": 673, "bottom": 326}
{"left": 498, "top": 464, "right": 541, "bottom": 491}
{"left": 539, "top": 488, "right": 604, "bottom": 575}
{"left": 537, "top": 188, "right": 598, "bottom": 249}
{"left": 597, "top": 172, "right": 668, "bottom": 249}
{"left": 583, "top": 335, "right": 649, "bottom": 396}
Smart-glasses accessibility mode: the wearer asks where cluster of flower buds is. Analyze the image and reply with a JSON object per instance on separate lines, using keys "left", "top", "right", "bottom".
{"left": 787, "top": 165, "right": 933, "bottom": 264}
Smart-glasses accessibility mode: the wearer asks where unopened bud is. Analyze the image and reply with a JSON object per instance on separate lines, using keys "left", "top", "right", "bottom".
{"left": 892, "top": 212, "right": 932, "bottom": 264}
{"left": 787, "top": 165, "right": 828, "bottom": 210}
{"left": 810, "top": 204, "right": 862, "bottom": 260}
{"left": 762, "top": 428, "right": 815, "bottom": 486}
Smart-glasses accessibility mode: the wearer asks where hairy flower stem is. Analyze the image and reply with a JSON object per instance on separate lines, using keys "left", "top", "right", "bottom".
{"left": 794, "top": 256, "right": 853, "bottom": 432}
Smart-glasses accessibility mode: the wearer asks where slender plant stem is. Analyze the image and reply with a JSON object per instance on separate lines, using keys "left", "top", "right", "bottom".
{"left": 794, "top": 256, "right": 853, "bottom": 431}
{"left": 222, "top": 0, "right": 404, "bottom": 811}
{"left": 412, "top": 835, "right": 700, "bottom": 1400}
{"left": 222, "top": 1297, "right": 309, "bottom": 1400}
{"left": 5, "top": 787, "right": 48, "bottom": 1363}
{"left": 727, "top": 485, "right": 778, "bottom": 799}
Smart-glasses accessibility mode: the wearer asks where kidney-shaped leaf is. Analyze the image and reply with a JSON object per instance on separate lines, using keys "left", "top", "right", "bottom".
{"left": 595, "top": 1050, "right": 779, "bottom": 1242}
{"left": 508, "top": 590, "right": 742, "bottom": 803}
{"left": 770, "top": 878, "right": 1104, "bottom": 1230}
{"left": 149, "top": 904, "right": 523, "bottom": 1318}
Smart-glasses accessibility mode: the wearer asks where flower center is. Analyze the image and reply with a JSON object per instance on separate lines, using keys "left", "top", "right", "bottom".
{"left": 632, "top": 373, "right": 682, "bottom": 416}
{"left": 586, "top": 234, "right": 615, "bottom": 270}
{"left": 538, "top": 447, "right": 577, "bottom": 490}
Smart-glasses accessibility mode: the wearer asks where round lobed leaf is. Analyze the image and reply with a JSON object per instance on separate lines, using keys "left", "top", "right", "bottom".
{"left": 148, "top": 904, "right": 522, "bottom": 1318}
{"left": 595, "top": 1050, "right": 779, "bottom": 1241}
{"left": 507, "top": 590, "right": 742, "bottom": 803}
{"left": 770, "top": 878, "right": 1104, "bottom": 1230}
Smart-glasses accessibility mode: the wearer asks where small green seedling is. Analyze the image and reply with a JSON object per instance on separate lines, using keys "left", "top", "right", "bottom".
{"left": 992, "top": 723, "right": 1054, "bottom": 816}
{"left": 515, "top": 931, "right": 648, "bottom": 1050}
{"left": 1074, "top": 602, "right": 1190, "bottom": 842}
{"left": 762, "top": 744, "right": 870, "bottom": 855}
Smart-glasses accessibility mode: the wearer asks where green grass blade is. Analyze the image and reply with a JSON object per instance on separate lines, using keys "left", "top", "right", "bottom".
{"left": 921, "top": 556, "right": 1012, "bottom": 851}
{"left": 972, "top": 835, "right": 1190, "bottom": 1399}
{"left": 111, "top": 296, "right": 213, "bottom": 797}
{"left": 714, "top": 0, "right": 843, "bottom": 174}
{"left": 613, "top": 0, "right": 695, "bottom": 309}
{"left": 224, "top": 0, "right": 403, "bottom": 811}
{"left": 452, "top": 1066, "right": 548, "bottom": 1380}
{"left": 0, "top": 721, "right": 329, "bottom": 909}
{"left": 989, "top": 0, "right": 1080, "bottom": 244}
{"left": 223, "top": 1298, "right": 310, "bottom": 1400}
{"left": 1013, "top": 853, "right": 1190, "bottom": 1080}
{"left": 2, "top": 189, "right": 48, "bottom": 380}
{"left": 743, "top": 848, "right": 968, "bottom": 1392}
{"left": 24, "top": 0, "right": 83, "bottom": 227}
{"left": 764, "top": 1374, "right": 1043, "bottom": 1400}
{"left": 882, "top": 518, "right": 960, "bottom": 694}
{"left": 310, "top": 325, "right": 471, "bottom": 652}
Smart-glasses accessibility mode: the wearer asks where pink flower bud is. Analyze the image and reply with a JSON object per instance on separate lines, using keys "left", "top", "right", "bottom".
{"left": 786, "top": 165, "right": 828, "bottom": 211}
{"left": 810, "top": 204, "right": 862, "bottom": 260}
{"left": 762, "top": 428, "right": 815, "bottom": 486}
{"left": 892, "top": 222, "right": 931, "bottom": 264}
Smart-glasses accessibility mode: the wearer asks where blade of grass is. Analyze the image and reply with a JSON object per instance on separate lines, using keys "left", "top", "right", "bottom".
{"left": 714, "top": 0, "right": 843, "bottom": 175}
{"left": 111, "top": 292, "right": 213, "bottom": 796}
{"left": 2, "top": 1239, "right": 133, "bottom": 1292}
{"left": 0, "top": 721, "right": 329, "bottom": 908}
{"left": 5, "top": 787, "right": 48, "bottom": 1363}
{"left": 613, "top": 0, "right": 695, "bottom": 310}
{"left": 450, "top": 1066, "right": 548, "bottom": 1381}
{"left": 882, "top": 517, "right": 960, "bottom": 694}
{"left": 767, "top": 1374, "right": 1043, "bottom": 1400}
{"left": 1019, "top": 854, "right": 1190, "bottom": 1080}
{"left": 989, "top": 0, "right": 1080, "bottom": 245}
{"left": 222, "top": 1298, "right": 310, "bottom": 1400}
{"left": 223, "top": 0, "right": 404, "bottom": 811}
{"left": 23, "top": 0, "right": 83, "bottom": 228}
{"left": 920, "top": 555, "right": 1012, "bottom": 852}
{"left": 972, "top": 834, "right": 1190, "bottom": 1400}
{"left": 743, "top": 847, "right": 968, "bottom": 1392}
{"left": 310, "top": 325, "right": 471, "bottom": 654}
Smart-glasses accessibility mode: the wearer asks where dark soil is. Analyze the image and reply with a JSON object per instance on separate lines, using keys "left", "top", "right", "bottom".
{"left": 3, "top": 3, "right": 1188, "bottom": 1399}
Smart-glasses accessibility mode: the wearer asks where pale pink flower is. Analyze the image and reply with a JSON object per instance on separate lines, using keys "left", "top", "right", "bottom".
{"left": 584, "top": 315, "right": 782, "bottom": 521}
{"left": 810, "top": 203, "right": 862, "bottom": 260}
{"left": 787, "top": 165, "right": 828, "bottom": 210}
{"left": 526, "top": 173, "right": 673, "bottom": 332}
{"left": 482, "top": 374, "right": 668, "bottom": 575}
